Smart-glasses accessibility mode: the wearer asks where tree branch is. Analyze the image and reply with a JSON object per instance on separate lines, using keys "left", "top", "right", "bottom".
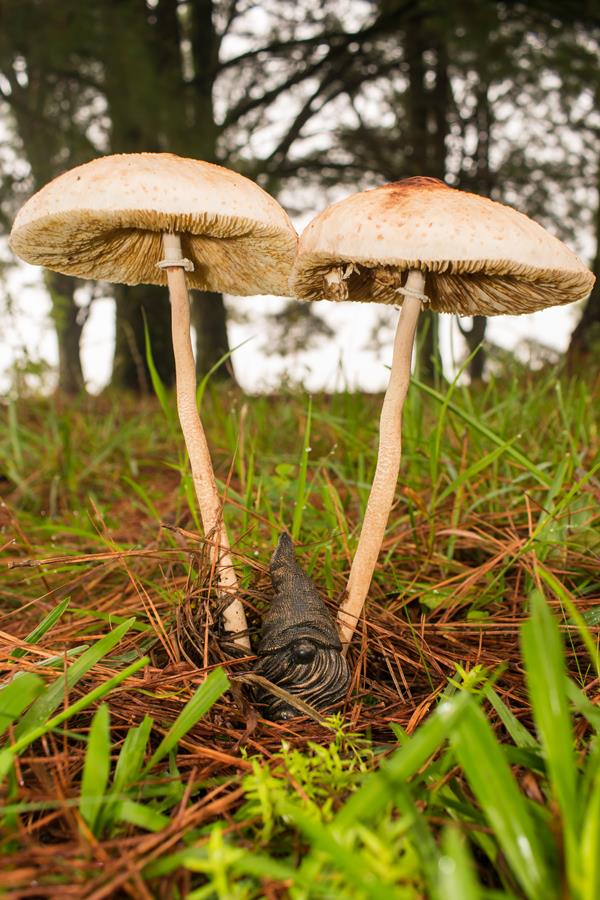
{"left": 217, "top": 1, "right": 420, "bottom": 72}
{"left": 219, "top": 0, "right": 422, "bottom": 130}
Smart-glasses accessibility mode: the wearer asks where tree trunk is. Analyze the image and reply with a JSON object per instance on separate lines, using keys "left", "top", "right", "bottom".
{"left": 404, "top": 12, "right": 445, "bottom": 382}
{"left": 567, "top": 164, "right": 600, "bottom": 369}
{"left": 419, "top": 311, "right": 442, "bottom": 384}
{"left": 192, "top": 292, "right": 235, "bottom": 382}
{"left": 101, "top": 0, "right": 233, "bottom": 389}
{"left": 567, "top": 282, "right": 600, "bottom": 369}
{"left": 457, "top": 77, "right": 493, "bottom": 380}
{"left": 186, "top": 0, "right": 234, "bottom": 383}
{"left": 458, "top": 315, "right": 487, "bottom": 382}
{"left": 404, "top": 16, "right": 429, "bottom": 177}
{"left": 112, "top": 284, "right": 175, "bottom": 392}
{"left": 4, "top": 64, "right": 88, "bottom": 394}
{"left": 45, "top": 271, "right": 85, "bottom": 394}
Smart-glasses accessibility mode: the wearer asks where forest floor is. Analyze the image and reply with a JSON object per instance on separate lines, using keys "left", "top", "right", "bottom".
{"left": 0, "top": 368, "right": 599, "bottom": 899}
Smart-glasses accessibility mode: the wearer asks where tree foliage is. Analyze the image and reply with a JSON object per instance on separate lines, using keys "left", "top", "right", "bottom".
{"left": 1, "top": 0, "right": 598, "bottom": 391}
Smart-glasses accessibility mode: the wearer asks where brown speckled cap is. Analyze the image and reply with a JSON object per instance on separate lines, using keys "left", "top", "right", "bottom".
{"left": 10, "top": 153, "right": 297, "bottom": 297}
{"left": 291, "top": 177, "right": 595, "bottom": 315}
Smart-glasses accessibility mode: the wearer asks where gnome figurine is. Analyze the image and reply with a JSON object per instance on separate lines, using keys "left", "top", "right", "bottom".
{"left": 254, "top": 533, "right": 350, "bottom": 720}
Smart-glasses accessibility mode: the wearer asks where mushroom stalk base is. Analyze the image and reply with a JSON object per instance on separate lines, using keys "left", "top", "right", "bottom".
{"left": 163, "top": 233, "right": 250, "bottom": 652}
{"left": 337, "top": 269, "right": 424, "bottom": 649}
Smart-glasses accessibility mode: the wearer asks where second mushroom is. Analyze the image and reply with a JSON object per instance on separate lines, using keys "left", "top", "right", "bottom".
{"left": 291, "top": 176, "right": 594, "bottom": 649}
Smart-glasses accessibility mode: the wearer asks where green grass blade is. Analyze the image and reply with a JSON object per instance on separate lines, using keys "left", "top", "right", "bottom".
{"left": 393, "top": 781, "right": 440, "bottom": 891}
{"left": 230, "top": 852, "right": 300, "bottom": 884}
{"left": 484, "top": 686, "right": 537, "bottom": 749}
{"left": 582, "top": 606, "right": 600, "bottom": 626}
{"left": 33, "top": 645, "right": 90, "bottom": 669}
{"left": 15, "top": 619, "right": 135, "bottom": 739}
{"left": 98, "top": 714, "right": 153, "bottom": 833}
{"left": 8, "top": 399, "right": 24, "bottom": 473}
{"left": 535, "top": 565, "right": 600, "bottom": 677}
{"left": 567, "top": 680, "right": 600, "bottom": 732}
{"left": 521, "top": 591, "right": 579, "bottom": 873}
{"left": 437, "top": 827, "right": 482, "bottom": 900}
{"left": 436, "top": 442, "right": 516, "bottom": 505}
{"left": 0, "top": 656, "right": 149, "bottom": 781}
{"left": 533, "top": 455, "right": 570, "bottom": 553}
{"left": 336, "top": 692, "right": 470, "bottom": 828}
{"left": 145, "top": 845, "right": 299, "bottom": 884}
{"left": 145, "top": 668, "right": 229, "bottom": 771}
{"left": 121, "top": 475, "right": 161, "bottom": 522}
{"left": 117, "top": 798, "right": 170, "bottom": 832}
{"left": 80, "top": 703, "right": 111, "bottom": 834}
{"left": 70, "top": 608, "right": 151, "bottom": 632}
{"left": 10, "top": 598, "right": 70, "bottom": 659}
{"left": 196, "top": 337, "right": 253, "bottom": 409}
{"left": 412, "top": 377, "right": 552, "bottom": 487}
{"left": 292, "top": 396, "right": 312, "bottom": 541}
{"left": 0, "top": 673, "right": 44, "bottom": 739}
{"left": 451, "top": 698, "right": 554, "bottom": 899}
{"left": 143, "top": 314, "right": 175, "bottom": 429}
{"left": 277, "top": 797, "right": 383, "bottom": 899}
{"left": 580, "top": 763, "right": 600, "bottom": 900}
{"left": 113, "top": 714, "right": 154, "bottom": 792}
{"left": 430, "top": 344, "right": 485, "bottom": 492}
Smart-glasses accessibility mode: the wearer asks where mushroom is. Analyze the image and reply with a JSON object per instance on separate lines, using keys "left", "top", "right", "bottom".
{"left": 291, "top": 176, "right": 595, "bottom": 649}
{"left": 10, "top": 152, "right": 298, "bottom": 652}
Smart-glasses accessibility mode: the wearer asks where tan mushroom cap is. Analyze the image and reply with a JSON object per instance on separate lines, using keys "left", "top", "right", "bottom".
{"left": 291, "top": 177, "right": 595, "bottom": 316}
{"left": 10, "top": 153, "right": 297, "bottom": 297}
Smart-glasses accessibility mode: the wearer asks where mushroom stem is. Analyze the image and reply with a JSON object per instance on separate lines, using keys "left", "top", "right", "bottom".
{"left": 162, "top": 233, "right": 250, "bottom": 652}
{"left": 337, "top": 269, "right": 425, "bottom": 649}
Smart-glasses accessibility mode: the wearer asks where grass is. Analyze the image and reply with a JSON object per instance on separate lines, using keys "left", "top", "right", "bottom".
{"left": 0, "top": 363, "right": 598, "bottom": 898}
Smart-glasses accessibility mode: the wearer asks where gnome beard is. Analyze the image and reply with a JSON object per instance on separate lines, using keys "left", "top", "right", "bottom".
{"left": 254, "top": 533, "right": 350, "bottom": 721}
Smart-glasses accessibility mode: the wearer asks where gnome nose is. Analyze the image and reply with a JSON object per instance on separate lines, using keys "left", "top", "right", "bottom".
{"left": 292, "top": 639, "right": 317, "bottom": 664}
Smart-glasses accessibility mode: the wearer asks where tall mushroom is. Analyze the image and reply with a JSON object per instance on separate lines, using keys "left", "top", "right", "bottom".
{"left": 10, "top": 152, "right": 298, "bottom": 652}
{"left": 291, "top": 176, "right": 595, "bottom": 649}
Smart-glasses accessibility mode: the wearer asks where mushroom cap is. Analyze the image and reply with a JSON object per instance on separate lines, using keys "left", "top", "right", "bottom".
{"left": 10, "top": 153, "right": 297, "bottom": 297}
{"left": 291, "top": 177, "right": 595, "bottom": 315}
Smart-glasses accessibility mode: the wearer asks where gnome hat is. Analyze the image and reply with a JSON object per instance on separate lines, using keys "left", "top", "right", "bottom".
{"left": 258, "top": 533, "right": 342, "bottom": 654}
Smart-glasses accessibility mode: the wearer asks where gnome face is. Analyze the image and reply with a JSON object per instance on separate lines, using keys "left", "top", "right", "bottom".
{"left": 254, "top": 533, "right": 350, "bottom": 720}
